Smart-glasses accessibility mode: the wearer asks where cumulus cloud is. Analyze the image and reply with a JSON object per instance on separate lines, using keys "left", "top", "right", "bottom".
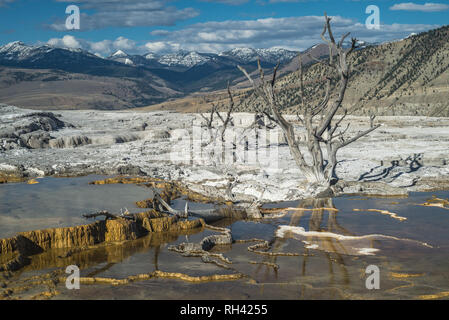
{"left": 113, "top": 36, "right": 136, "bottom": 50}
{"left": 47, "top": 35, "right": 82, "bottom": 49}
{"left": 390, "top": 2, "right": 449, "bottom": 12}
{"left": 144, "top": 41, "right": 180, "bottom": 53}
{"left": 148, "top": 15, "right": 439, "bottom": 52}
{"left": 49, "top": 0, "right": 199, "bottom": 31}
{"left": 44, "top": 15, "right": 440, "bottom": 56}
{"left": 89, "top": 40, "right": 112, "bottom": 54}
{"left": 46, "top": 35, "right": 146, "bottom": 56}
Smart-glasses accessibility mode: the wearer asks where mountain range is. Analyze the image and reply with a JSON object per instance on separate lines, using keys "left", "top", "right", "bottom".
{"left": 1, "top": 24, "right": 448, "bottom": 116}
{"left": 0, "top": 41, "right": 299, "bottom": 109}
{"left": 108, "top": 47, "right": 297, "bottom": 68}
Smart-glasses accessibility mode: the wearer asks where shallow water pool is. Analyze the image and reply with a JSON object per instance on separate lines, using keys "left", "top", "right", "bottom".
{"left": 1, "top": 177, "right": 449, "bottom": 300}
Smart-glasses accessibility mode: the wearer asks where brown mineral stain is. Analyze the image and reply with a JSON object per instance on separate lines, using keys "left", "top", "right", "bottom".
{"left": 418, "top": 291, "right": 449, "bottom": 300}
{"left": 0, "top": 173, "right": 27, "bottom": 184}
{"left": 419, "top": 196, "right": 449, "bottom": 210}
{"left": 72, "top": 270, "right": 245, "bottom": 286}
{"left": 90, "top": 176, "right": 229, "bottom": 204}
{"left": 389, "top": 272, "right": 424, "bottom": 279}
{"left": 0, "top": 210, "right": 205, "bottom": 269}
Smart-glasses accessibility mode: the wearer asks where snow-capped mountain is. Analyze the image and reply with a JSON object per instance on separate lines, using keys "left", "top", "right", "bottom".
{"left": 144, "top": 52, "right": 159, "bottom": 60}
{"left": 108, "top": 47, "right": 298, "bottom": 68}
{"left": 0, "top": 41, "right": 36, "bottom": 60}
{"left": 109, "top": 50, "right": 135, "bottom": 65}
{"left": 0, "top": 41, "right": 141, "bottom": 76}
{"left": 0, "top": 41, "right": 87, "bottom": 62}
{"left": 220, "top": 47, "right": 298, "bottom": 64}
{"left": 157, "top": 51, "right": 215, "bottom": 68}
{"left": 0, "top": 41, "right": 101, "bottom": 62}
{"left": 0, "top": 40, "right": 302, "bottom": 74}
{"left": 123, "top": 58, "right": 134, "bottom": 65}
{"left": 112, "top": 50, "right": 128, "bottom": 58}
{"left": 0, "top": 40, "right": 304, "bottom": 99}
{"left": 109, "top": 49, "right": 211, "bottom": 68}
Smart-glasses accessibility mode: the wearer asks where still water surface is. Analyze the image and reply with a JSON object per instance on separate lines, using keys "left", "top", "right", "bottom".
{"left": 1, "top": 176, "right": 448, "bottom": 299}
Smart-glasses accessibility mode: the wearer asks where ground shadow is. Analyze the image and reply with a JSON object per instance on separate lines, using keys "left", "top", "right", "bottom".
{"left": 357, "top": 153, "right": 423, "bottom": 183}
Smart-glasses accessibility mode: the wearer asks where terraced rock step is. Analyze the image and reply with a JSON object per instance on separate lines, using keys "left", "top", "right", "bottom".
{"left": 0, "top": 210, "right": 205, "bottom": 272}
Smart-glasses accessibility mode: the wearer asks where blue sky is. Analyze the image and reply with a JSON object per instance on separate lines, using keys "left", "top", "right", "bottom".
{"left": 0, "top": 0, "right": 448, "bottom": 56}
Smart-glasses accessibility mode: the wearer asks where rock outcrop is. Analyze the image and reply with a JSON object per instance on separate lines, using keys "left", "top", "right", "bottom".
{"left": 0, "top": 210, "right": 204, "bottom": 272}
{"left": 0, "top": 109, "right": 72, "bottom": 151}
{"left": 48, "top": 135, "right": 91, "bottom": 148}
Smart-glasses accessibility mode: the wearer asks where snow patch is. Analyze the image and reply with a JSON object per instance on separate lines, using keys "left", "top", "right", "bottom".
{"left": 112, "top": 50, "right": 127, "bottom": 57}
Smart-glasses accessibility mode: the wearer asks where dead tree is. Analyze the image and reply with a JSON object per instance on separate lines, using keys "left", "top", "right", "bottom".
{"left": 199, "top": 81, "right": 237, "bottom": 169}
{"left": 199, "top": 81, "right": 235, "bottom": 143}
{"left": 238, "top": 13, "right": 381, "bottom": 189}
{"left": 199, "top": 103, "right": 218, "bottom": 129}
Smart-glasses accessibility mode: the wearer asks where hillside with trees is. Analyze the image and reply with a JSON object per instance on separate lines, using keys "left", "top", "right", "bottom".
{"left": 233, "top": 25, "right": 449, "bottom": 116}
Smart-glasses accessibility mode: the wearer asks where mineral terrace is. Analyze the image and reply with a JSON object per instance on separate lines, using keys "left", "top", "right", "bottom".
{"left": 1, "top": 104, "right": 449, "bottom": 202}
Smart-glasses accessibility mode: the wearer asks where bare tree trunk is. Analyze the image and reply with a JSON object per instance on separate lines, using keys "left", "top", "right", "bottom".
{"left": 237, "top": 13, "right": 381, "bottom": 191}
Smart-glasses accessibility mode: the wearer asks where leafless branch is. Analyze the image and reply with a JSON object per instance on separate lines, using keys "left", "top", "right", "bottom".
{"left": 235, "top": 12, "right": 380, "bottom": 187}
{"left": 200, "top": 104, "right": 219, "bottom": 129}
{"left": 336, "top": 124, "right": 381, "bottom": 149}
{"left": 152, "top": 188, "right": 187, "bottom": 218}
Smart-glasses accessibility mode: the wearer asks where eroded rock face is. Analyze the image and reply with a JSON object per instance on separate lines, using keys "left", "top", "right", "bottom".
{"left": 0, "top": 110, "right": 71, "bottom": 150}
{"left": 148, "top": 130, "right": 171, "bottom": 140}
{"left": 48, "top": 135, "right": 91, "bottom": 148}
{"left": 90, "top": 134, "right": 140, "bottom": 145}
{"left": 16, "top": 112, "right": 67, "bottom": 133}
{"left": 90, "top": 176, "right": 231, "bottom": 204}
{"left": 0, "top": 210, "right": 205, "bottom": 272}
{"left": 21, "top": 131, "right": 52, "bottom": 149}
{"left": 117, "top": 164, "right": 145, "bottom": 176}
{"left": 0, "top": 164, "right": 44, "bottom": 184}
{"left": 0, "top": 254, "right": 31, "bottom": 272}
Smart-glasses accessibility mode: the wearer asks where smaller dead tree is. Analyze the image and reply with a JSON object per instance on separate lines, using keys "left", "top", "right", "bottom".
{"left": 199, "top": 81, "right": 238, "bottom": 168}
{"left": 238, "top": 13, "right": 381, "bottom": 190}
{"left": 199, "top": 81, "right": 235, "bottom": 143}
{"left": 198, "top": 82, "right": 242, "bottom": 198}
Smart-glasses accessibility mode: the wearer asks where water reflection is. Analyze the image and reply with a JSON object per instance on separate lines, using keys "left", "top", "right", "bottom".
{"left": 261, "top": 198, "right": 352, "bottom": 287}
{"left": 1, "top": 179, "right": 449, "bottom": 300}
{"left": 21, "top": 230, "right": 199, "bottom": 275}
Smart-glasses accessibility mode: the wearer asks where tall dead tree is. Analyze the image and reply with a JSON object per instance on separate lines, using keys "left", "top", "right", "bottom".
{"left": 238, "top": 13, "right": 381, "bottom": 189}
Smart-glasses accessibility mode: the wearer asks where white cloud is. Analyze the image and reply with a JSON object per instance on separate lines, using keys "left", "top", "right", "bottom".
{"left": 149, "top": 15, "right": 440, "bottom": 52}
{"left": 47, "top": 35, "right": 81, "bottom": 49}
{"left": 144, "top": 41, "right": 180, "bottom": 53}
{"left": 113, "top": 36, "right": 136, "bottom": 50}
{"left": 89, "top": 40, "right": 112, "bottom": 53}
{"left": 44, "top": 15, "right": 440, "bottom": 56}
{"left": 46, "top": 35, "right": 146, "bottom": 56}
{"left": 50, "top": 0, "right": 199, "bottom": 31}
{"left": 390, "top": 2, "right": 449, "bottom": 12}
